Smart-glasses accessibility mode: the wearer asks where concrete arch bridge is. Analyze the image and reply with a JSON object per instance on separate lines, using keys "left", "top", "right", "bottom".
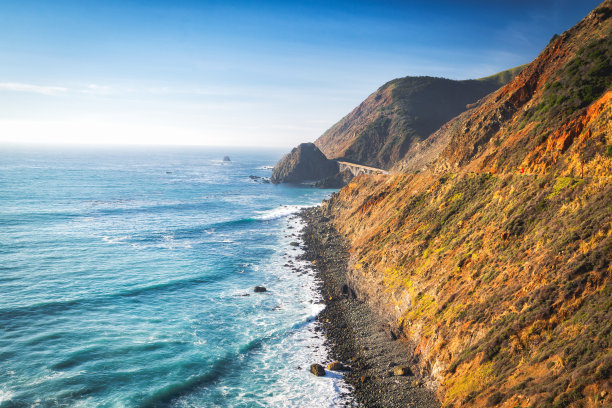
{"left": 337, "top": 161, "right": 389, "bottom": 176}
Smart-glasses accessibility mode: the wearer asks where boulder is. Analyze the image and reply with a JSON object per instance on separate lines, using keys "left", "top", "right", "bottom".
{"left": 271, "top": 143, "right": 339, "bottom": 184}
{"left": 327, "top": 361, "right": 346, "bottom": 371}
{"left": 253, "top": 286, "right": 267, "bottom": 293}
{"left": 310, "top": 363, "right": 326, "bottom": 376}
{"left": 393, "top": 366, "right": 412, "bottom": 376}
{"left": 341, "top": 284, "right": 357, "bottom": 299}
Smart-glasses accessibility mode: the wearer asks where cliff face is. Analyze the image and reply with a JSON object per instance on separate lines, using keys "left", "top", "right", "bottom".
{"left": 321, "top": 2, "right": 612, "bottom": 407}
{"left": 315, "top": 67, "right": 524, "bottom": 170}
{"left": 271, "top": 142, "right": 339, "bottom": 183}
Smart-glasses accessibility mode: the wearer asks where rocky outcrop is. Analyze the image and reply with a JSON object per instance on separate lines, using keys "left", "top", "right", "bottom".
{"left": 314, "top": 169, "right": 354, "bottom": 188}
{"left": 271, "top": 143, "right": 339, "bottom": 184}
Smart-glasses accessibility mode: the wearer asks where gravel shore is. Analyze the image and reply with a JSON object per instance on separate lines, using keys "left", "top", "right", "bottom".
{"left": 299, "top": 206, "right": 440, "bottom": 408}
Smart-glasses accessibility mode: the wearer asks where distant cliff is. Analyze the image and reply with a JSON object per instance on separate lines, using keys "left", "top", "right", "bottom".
{"left": 271, "top": 143, "right": 339, "bottom": 183}
{"left": 314, "top": 67, "right": 524, "bottom": 170}
{"left": 318, "top": 1, "right": 612, "bottom": 407}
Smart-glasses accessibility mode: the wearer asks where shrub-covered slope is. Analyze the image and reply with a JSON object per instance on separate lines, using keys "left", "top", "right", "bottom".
{"left": 314, "top": 67, "right": 524, "bottom": 170}
{"left": 321, "top": 2, "right": 612, "bottom": 407}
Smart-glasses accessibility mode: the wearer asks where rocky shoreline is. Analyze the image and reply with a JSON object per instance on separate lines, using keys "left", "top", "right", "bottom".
{"left": 299, "top": 206, "right": 440, "bottom": 408}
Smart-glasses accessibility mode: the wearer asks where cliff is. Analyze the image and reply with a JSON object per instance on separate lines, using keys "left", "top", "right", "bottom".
{"left": 314, "top": 67, "right": 524, "bottom": 170}
{"left": 318, "top": 2, "right": 612, "bottom": 407}
{"left": 271, "top": 142, "right": 339, "bottom": 183}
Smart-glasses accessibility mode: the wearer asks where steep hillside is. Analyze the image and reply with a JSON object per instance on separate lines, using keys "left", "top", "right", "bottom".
{"left": 318, "top": 2, "right": 612, "bottom": 407}
{"left": 315, "top": 67, "right": 524, "bottom": 170}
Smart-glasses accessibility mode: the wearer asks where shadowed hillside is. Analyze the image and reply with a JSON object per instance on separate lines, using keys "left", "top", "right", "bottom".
{"left": 319, "top": 1, "right": 611, "bottom": 407}
{"left": 314, "top": 67, "right": 524, "bottom": 170}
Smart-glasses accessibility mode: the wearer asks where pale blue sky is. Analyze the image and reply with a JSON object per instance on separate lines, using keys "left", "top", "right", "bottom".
{"left": 0, "top": 0, "right": 602, "bottom": 147}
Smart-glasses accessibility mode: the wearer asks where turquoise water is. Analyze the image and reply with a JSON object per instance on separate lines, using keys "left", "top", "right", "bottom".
{"left": 0, "top": 146, "right": 347, "bottom": 407}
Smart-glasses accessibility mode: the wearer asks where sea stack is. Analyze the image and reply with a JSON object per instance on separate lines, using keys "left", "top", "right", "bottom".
{"left": 271, "top": 143, "right": 339, "bottom": 184}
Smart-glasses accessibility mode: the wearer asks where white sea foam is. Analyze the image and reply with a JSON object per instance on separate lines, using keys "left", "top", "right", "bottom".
{"left": 0, "top": 389, "right": 14, "bottom": 404}
{"left": 102, "top": 235, "right": 130, "bottom": 244}
{"left": 254, "top": 205, "right": 306, "bottom": 221}
{"left": 130, "top": 235, "right": 193, "bottom": 250}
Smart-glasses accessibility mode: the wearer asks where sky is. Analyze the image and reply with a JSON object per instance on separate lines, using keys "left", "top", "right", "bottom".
{"left": 0, "top": 0, "right": 603, "bottom": 148}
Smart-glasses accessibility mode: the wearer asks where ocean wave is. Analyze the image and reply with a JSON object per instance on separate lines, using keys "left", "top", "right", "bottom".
{"left": 0, "top": 273, "right": 232, "bottom": 324}
{"left": 119, "top": 218, "right": 258, "bottom": 246}
{"left": 2, "top": 201, "right": 219, "bottom": 227}
{"left": 1, "top": 211, "right": 82, "bottom": 226}
{"left": 93, "top": 201, "right": 216, "bottom": 216}
{"left": 49, "top": 340, "right": 187, "bottom": 372}
{"left": 130, "top": 234, "right": 194, "bottom": 250}
{"left": 254, "top": 205, "right": 306, "bottom": 221}
{"left": 99, "top": 215, "right": 269, "bottom": 250}
{"left": 98, "top": 203, "right": 307, "bottom": 250}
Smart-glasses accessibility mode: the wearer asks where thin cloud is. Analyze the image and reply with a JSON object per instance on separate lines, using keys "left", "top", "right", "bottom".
{"left": 83, "top": 84, "right": 115, "bottom": 95}
{"left": 0, "top": 82, "right": 67, "bottom": 95}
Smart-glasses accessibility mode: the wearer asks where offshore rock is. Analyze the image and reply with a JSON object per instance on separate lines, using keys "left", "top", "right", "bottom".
{"left": 310, "top": 363, "right": 326, "bottom": 376}
{"left": 253, "top": 286, "right": 267, "bottom": 293}
{"left": 271, "top": 143, "right": 339, "bottom": 184}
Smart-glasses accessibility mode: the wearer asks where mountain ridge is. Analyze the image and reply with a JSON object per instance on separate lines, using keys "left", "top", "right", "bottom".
{"left": 314, "top": 67, "right": 525, "bottom": 170}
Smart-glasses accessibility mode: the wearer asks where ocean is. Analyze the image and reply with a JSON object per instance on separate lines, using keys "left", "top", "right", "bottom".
{"left": 0, "top": 145, "right": 348, "bottom": 407}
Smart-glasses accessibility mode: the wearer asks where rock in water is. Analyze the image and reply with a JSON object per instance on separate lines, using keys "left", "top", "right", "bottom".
{"left": 223, "top": 156, "right": 231, "bottom": 161}
{"left": 253, "top": 286, "right": 267, "bottom": 293}
{"left": 310, "top": 363, "right": 326, "bottom": 376}
{"left": 271, "top": 143, "right": 339, "bottom": 184}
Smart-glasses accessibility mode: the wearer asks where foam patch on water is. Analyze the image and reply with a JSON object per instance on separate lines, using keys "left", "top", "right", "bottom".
{"left": 0, "top": 389, "right": 14, "bottom": 404}
{"left": 254, "top": 205, "right": 306, "bottom": 221}
{"left": 102, "top": 235, "right": 130, "bottom": 244}
{"left": 102, "top": 233, "right": 194, "bottom": 250}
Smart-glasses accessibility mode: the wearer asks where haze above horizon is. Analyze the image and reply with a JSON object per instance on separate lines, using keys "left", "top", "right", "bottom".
{"left": 0, "top": 0, "right": 602, "bottom": 148}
